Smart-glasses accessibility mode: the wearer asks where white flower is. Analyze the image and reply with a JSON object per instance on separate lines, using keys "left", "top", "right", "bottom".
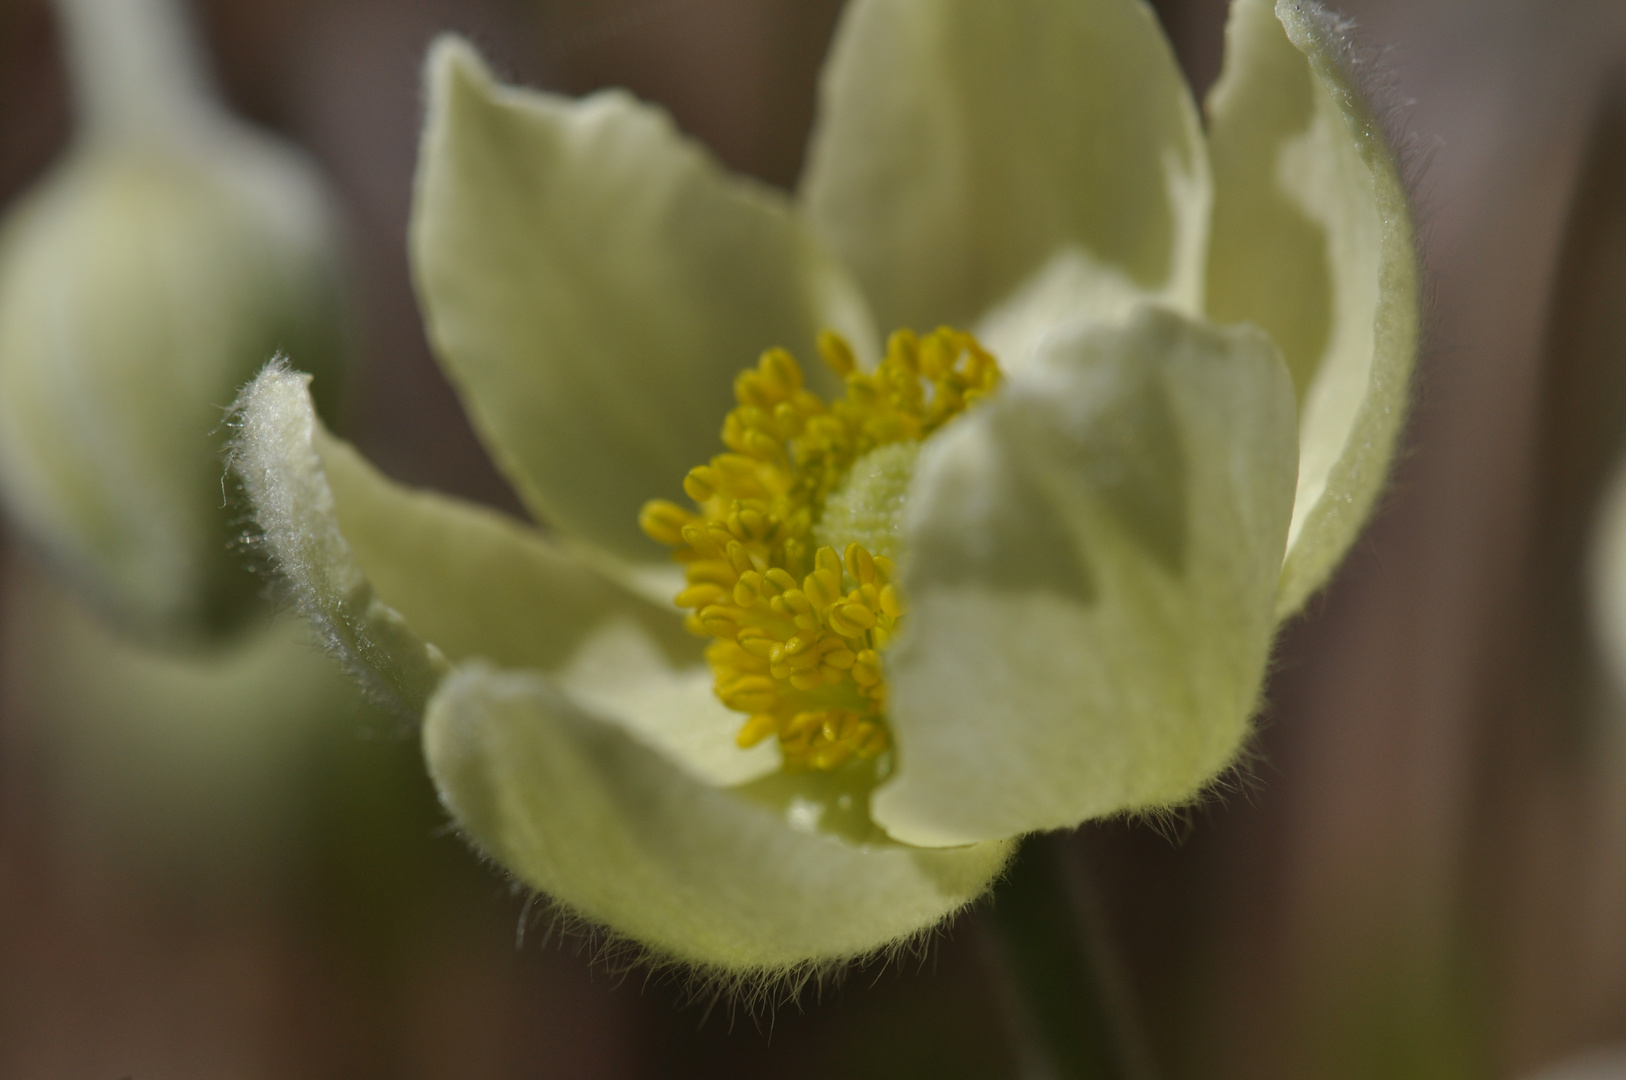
{"left": 231, "top": 0, "right": 1417, "bottom": 975}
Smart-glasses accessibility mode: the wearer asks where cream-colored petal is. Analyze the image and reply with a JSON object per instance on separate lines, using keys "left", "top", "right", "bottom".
{"left": 411, "top": 37, "right": 873, "bottom": 579}
{"left": 424, "top": 662, "right": 1013, "bottom": 973}
{"left": 800, "top": 0, "right": 1210, "bottom": 354}
{"left": 1206, "top": 0, "right": 1420, "bottom": 618}
{"left": 231, "top": 364, "right": 774, "bottom": 786}
{"left": 873, "top": 307, "right": 1298, "bottom": 847}
{"left": 973, "top": 249, "right": 1160, "bottom": 380}
{"left": 550, "top": 617, "right": 779, "bottom": 787}
{"left": 313, "top": 427, "right": 693, "bottom": 675}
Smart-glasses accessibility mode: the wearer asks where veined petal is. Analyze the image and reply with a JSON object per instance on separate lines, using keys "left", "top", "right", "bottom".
{"left": 411, "top": 37, "right": 873, "bottom": 583}
{"left": 424, "top": 662, "right": 1013, "bottom": 973}
{"left": 230, "top": 364, "right": 774, "bottom": 786}
{"left": 873, "top": 307, "right": 1298, "bottom": 847}
{"left": 800, "top": 0, "right": 1210, "bottom": 353}
{"left": 1206, "top": 0, "right": 1420, "bottom": 618}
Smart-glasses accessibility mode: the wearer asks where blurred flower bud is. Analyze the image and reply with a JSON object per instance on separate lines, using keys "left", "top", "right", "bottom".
{"left": 0, "top": 0, "right": 349, "bottom": 642}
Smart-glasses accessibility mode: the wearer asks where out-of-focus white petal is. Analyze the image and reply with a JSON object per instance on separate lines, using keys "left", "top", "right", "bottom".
{"left": 0, "top": 135, "right": 346, "bottom": 640}
{"left": 873, "top": 307, "right": 1298, "bottom": 846}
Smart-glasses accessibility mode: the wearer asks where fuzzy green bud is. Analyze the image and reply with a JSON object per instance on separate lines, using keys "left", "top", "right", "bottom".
{"left": 0, "top": 0, "right": 348, "bottom": 642}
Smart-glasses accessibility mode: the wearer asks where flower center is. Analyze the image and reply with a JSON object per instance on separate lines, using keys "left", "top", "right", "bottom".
{"left": 639, "top": 327, "right": 1002, "bottom": 772}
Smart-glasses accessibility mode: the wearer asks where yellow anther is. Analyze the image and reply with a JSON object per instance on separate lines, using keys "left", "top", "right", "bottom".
{"left": 839, "top": 602, "right": 877, "bottom": 630}
{"left": 683, "top": 466, "right": 718, "bottom": 502}
{"left": 709, "top": 639, "right": 768, "bottom": 673}
{"left": 786, "top": 711, "right": 822, "bottom": 737}
{"left": 789, "top": 670, "right": 825, "bottom": 691}
{"left": 736, "top": 714, "right": 778, "bottom": 748}
{"left": 886, "top": 328, "right": 919, "bottom": 372}
{"left": 917, "top": 331, "right": 950, "bottom": 379}
{"left": 639, "top": 500, "right": 693, "bottom": 545}
{"left": 722, "top": 682, "right": 779, "bottom": 714}
{"left": 844, "top": 543, "right": 875, "bottom": 584}
{"left": 759, "top": 347, "right": 804, "bottom": 395}
{"left": 682, "top": 560, "right": 733, "bottom": 588}
{"left": 721, "top": 541, "right": 748, "bottom": 574}
{"left": 676, "top": 583, "right": 726, "bottom": 609}
{"left": 783, "top": 648, "right": 821, "bottom": 672}
{"left": 782, "top": 537, "right": 807, "bottom": 576}
{"left": 852, "top": 649, "right": 882, "bottom": 688}
{"left": 729, "top": 506, "right": 771, "bottom": 542}
{"left": 706, "top": 523, "right": 735, "bottom": 550}
{"left": 700, "top": 606, "right": 743, "bottom": 637}
{"left": 816, "top": 329, "right": 856, "bottom": 376}
{"left": 804, "top": 567, "right": 841, "bottom": 610}
{"left": 746, "top": 429, "right": 783, "bottom": 461}
{"left": 644, "top": 325, "right": 1001, "bottom": 772}
{"left": 679, "top": 522, "right": 719, "bottom": 556}
{"left": 784, "top": 631, "right": 816, "bottom": 656}
{"left": 733, "top": 572, "right": 763, "bottom": 608}
{"left": 825, "top": 607, "right": 864, "bottom": 639}
{"left": 714, "top": 453, "right": 761, "bottom": 485}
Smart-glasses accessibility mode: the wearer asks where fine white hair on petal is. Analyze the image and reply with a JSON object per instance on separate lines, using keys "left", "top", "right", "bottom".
{"left": 423, "top": 659, "right": 1014, "bottom": 977}
{"left": 225, "top": 358, "right": 447, "bottom": 718}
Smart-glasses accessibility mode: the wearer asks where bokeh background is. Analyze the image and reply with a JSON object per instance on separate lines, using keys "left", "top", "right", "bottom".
{"left": 4, "top": 0, "right": 1626, "bottom": 1076}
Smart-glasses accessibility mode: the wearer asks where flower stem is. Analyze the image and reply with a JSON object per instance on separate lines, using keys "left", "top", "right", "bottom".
{"left": 981, "top": 832, "right": 1159, "bottom": 1080}
{"left": 51, "top": 0, "right": 219, "bottom": 142}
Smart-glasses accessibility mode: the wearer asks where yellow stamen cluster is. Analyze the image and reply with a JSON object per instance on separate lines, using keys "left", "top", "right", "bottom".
{"left": 639, "top": 327, "right": 1001, "bottom": 772}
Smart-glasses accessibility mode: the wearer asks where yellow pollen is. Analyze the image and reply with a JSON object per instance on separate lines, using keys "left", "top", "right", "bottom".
{"left": 640, "top": 326, "right": 1002, "bottom": 772}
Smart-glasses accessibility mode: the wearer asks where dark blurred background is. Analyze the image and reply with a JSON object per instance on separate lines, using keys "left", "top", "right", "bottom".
{"left": 5, "top": 0, "right": 1626, "bottom": 1076}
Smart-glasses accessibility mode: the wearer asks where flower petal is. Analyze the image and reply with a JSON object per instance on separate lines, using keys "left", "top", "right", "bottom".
{"left": 872, "top": 307, "right": 1298, "bottom": 847}
{"left": 313, "top": 427, "right": 695, "bottom": 675}
{"left": 411, "top": 37, "right": 873, "bottom": 582}
{"left": 1205, "top": 0, "right": 1420, "bottom": 618}
{"left": 423, "top": 661, "right": 1013, "bottom": 973}
{"left": 231, "top": 363, "right": 445, "bottom": 717}
{"left": 230, "top": 364, "right": 776, "bottom": 786}
{"left": 800, "top": 0, "right": 1210, "bottom": 351}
